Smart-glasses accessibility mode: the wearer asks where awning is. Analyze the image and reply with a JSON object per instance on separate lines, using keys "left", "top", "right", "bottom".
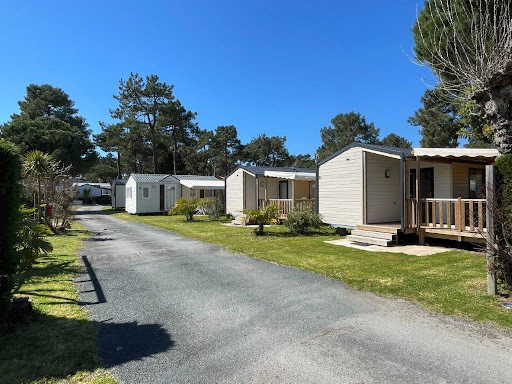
{"left": 263, "top": 170, "right": 316, "bottom": 181}
{"left": 412, "top": 148, "right": 499, "bottom": 160}
{"left": 180, "top": 179, "right": 225, "bottom": 190}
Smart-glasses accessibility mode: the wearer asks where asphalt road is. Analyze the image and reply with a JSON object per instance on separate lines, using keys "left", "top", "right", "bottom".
{"left": 75, "top": 206, "right": 512, "bottom": 384}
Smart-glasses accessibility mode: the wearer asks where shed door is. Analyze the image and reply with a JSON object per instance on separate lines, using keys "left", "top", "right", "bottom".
{"left": 160, "top": 185, "right": 165, "bottom": 211}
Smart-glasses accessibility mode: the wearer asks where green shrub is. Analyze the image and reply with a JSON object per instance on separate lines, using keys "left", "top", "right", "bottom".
{"left": 496, "top": 154, "right": 512, "bottom": 208}
{"left": 200, "top": 197, "right": 224, "bottom": 220}
{"left": 169, "top": 198, "right": 200, "bottom": 221}
{"left": 243, "top": 205, "right": 279, "bottom": 235}
{"left": 284, "top": 208, "right": 323, "bottom": 234}
{"left": 17, "top": 207, "right": 53, "bottom": 270}
{"left": 0, "top": 140, "right": 21, "bottom": 329}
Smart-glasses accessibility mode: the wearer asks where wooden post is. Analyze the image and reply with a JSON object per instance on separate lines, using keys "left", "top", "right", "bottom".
{"left": 416, "top": 157, "right": 421, "bottom": 229}
{"left": 486, "top": 165, "right": 497, "bottom": 296}
{"left": 264, "top": 177, "right": 268, "bottom": 201}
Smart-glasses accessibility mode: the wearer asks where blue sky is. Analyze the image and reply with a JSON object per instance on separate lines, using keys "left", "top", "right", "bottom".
{"left": 0, "top": 0, "right": 432, "bottom": 156}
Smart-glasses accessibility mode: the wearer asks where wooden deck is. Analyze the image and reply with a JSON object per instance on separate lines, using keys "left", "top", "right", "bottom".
{"left": 405, "top": 198, "right": 486, "bottom": 243}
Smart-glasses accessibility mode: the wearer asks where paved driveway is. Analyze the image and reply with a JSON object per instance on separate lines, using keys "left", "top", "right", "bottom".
{"left": 75, "top": 206, "right": 512, "bottom": 383}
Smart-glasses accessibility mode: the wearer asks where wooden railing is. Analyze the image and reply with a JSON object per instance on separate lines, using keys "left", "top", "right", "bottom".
{"left": 258, "top": 198, "right": 315, "bottom": 216}
{"left": 406, "top": 198, "right": 486, "bottom": 232}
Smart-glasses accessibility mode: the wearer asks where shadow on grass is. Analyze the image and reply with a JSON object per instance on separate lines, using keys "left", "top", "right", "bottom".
{"left": 254, "top": 229, "right": 336, "bottom": 238}
{"left": 12, "top": 259, "right": 79, "bottom": 294}
{"left": 0, "top": 313, "right": 174, "bottom": 384}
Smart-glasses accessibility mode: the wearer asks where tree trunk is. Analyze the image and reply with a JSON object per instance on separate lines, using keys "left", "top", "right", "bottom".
{"left": 150, "top": 124, "right": 158, "bottom": 174}
{"left": 37, "top": 175, "right": 41, "bottom": 223}
{"left": 172, "top": 134, "right": 177, "bottom": 175}
{"left": 116, "top": 151, "right": 121, "bottom": 179}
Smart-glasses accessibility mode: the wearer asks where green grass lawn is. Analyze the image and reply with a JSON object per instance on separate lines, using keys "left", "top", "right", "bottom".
{"left": 0, "top": 223, "right": 117, "bottom": 384}
{"left": 111, "top": 211, "right": 512, "bottom": 329}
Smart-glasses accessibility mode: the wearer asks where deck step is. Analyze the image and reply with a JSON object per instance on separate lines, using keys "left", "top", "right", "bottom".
{"left": 351, "top": 229, "right": 394, "bottom": 240}
{"left": 346, "top": 235, "right": 391, "bottom": 247}
{"left": 356, "top": 224, "right": 399, "bottom": 234}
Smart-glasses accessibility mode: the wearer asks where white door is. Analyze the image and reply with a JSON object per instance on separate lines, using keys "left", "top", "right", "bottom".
{"left": 166, "top": 186, "right": 176, "bottom": 209}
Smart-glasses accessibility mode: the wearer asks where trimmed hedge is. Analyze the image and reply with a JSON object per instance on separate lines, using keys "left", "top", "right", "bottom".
{"left": 0, "top": 140, "right": 21, "bottom": 327}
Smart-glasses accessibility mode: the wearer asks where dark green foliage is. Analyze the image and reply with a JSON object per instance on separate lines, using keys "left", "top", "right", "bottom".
{"left": 409, "top": 87, "right": 461, "bottom": 148}
{"left": 111, "top": 73, "right": 198, "bottom": 174}
{"left": 290, "top": 154, "right": 316, "bottom": 168}
{"left": 85, "top": 154, "right": 118, "bottom": 182}
{"left": 380, "top": 133, "right": 412, "bottom": 149}
{"left": 0, "top": 140, "right": 21, "bottom": 328}
{"left": 94, "top": 122, "right": 125, "bottom": 178}
{"left": 495, "top": 154, "right": 512, "bottom": 208}
{"left": 317, "top": 112, "right": 380, "bottom": 160}
{"left": 284, "top": 208, "right": 323, "bottom": 234}
{"left": 243, "top": 134, "right": 292, "bottom": 167}
{"left": 210, "top": 125, "right": 242, "bottom": 176}
{"left": 0, "top": 85, "right": 94, "bottom": 175}
{"left": 18, "top": 207, "right": 53, "bottom": 270}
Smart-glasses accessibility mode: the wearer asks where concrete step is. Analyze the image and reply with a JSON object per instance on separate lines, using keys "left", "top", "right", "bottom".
{"left": 346, "top": 235, "right": 391, "bottom": 247}
{"left": 351, "top": 229, "right": 394, "bottom": 241}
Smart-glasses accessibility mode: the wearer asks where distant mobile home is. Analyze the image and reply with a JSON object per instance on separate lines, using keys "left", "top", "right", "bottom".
{"left": 225, "top": 166, "right": 316, "bottom": 219}
{"left": 317, "top": 143, "right": 499, "bottom": 246}
{"left": 125, "top": 174, "right": 225, "bottom": 214}
{"left": 111, "top": 179, "right": 126, "bottom": 209}
{"left": 74, "top": 182, "right": 111, "bottom": 198}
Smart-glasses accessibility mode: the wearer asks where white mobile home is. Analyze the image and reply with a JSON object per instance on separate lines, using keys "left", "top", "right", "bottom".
{"left": 173, "top": 175, "right": 225, "bottom": 201}
{"left": 111, "top": 179, "right": 126, "bottom": 209}
{"left": 74, "top": 182, "right": 111, "bottom": 198}
{"left": 226, "top": 166, "right": 316, "bottom": 219}
{"left": 125, "top": 174, "right": 225, "bottom": 214}
{"left": 125, "top": 174, "right": 181, "bottom": 214}
{"left": 317, "top": 143, "right": 499, "bottom": 246}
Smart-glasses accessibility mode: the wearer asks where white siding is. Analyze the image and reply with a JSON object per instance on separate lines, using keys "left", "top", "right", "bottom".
{"left": 125, "top": 178, "right": 180, "bottom": 214}
{"left": 125, "top": 177, "right": 137, "bottom": 214}
{"left": 319, "top": 146, "right": 363, "bottom": 227}
{"left": 258, "top": 177, "right": 280, "bottom": 199}
{"left": 112, "top": 184, "right": 125, "bottom": 208}
{"left": 226, "top": 168, "right": 245, "bottom": 216}
{"left": 135, "top": 183, "right": 161, "bottom": 213}
{"left": 245, "top": 172, "right": 257, "bottom": 209}
{"left": 366, "top": 153, "right": 401, "bottom": 223}
{"left": 181, "top": 185, "right": 192, "bottom": 199}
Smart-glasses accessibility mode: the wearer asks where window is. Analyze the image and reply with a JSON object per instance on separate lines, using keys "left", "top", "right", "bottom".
{"left": 142, "top": 186, "right": 150, "bottom": 199}
{"left": 190, "top": 189, "right": 196, "bottom": 198}
{"left": 200, "top": 189, "right": 205, "bottom": 198}
{"left": 469, "top": 168, "right": 485, "bottom": 198}
{"left": 126, "top": 187, "right": 132, "bottom": 199}
{"left": 204, "top": 189, "right": 213, "bottom": 198}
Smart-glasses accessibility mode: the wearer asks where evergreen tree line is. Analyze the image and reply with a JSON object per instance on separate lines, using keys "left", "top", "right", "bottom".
{"left": 0, "top": 73, "right": 489, "bottom": 182}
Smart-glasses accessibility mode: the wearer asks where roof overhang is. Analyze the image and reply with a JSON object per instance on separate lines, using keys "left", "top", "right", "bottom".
{"left": 180, "top": 179, "right": 225, "bottom": 190}
{"left": 411, "top": 148, "right": 499, "bottom": 163}
{"left": 263, "top": 170, "right": 316, "bottom": 180}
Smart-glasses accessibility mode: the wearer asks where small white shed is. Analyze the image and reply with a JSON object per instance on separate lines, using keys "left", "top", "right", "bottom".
{"left": 111, "top": 179, "right": 126, "bottom": 209}
{"left": 125, "top": 174, "right": 181, "bottom": 214}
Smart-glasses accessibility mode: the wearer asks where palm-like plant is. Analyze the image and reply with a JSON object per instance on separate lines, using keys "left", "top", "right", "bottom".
{"left": 243, "top": 205, "right": 279, "bottom": 235}
{"left": 23, "top": 151, "right": 51, "bottom": 222}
